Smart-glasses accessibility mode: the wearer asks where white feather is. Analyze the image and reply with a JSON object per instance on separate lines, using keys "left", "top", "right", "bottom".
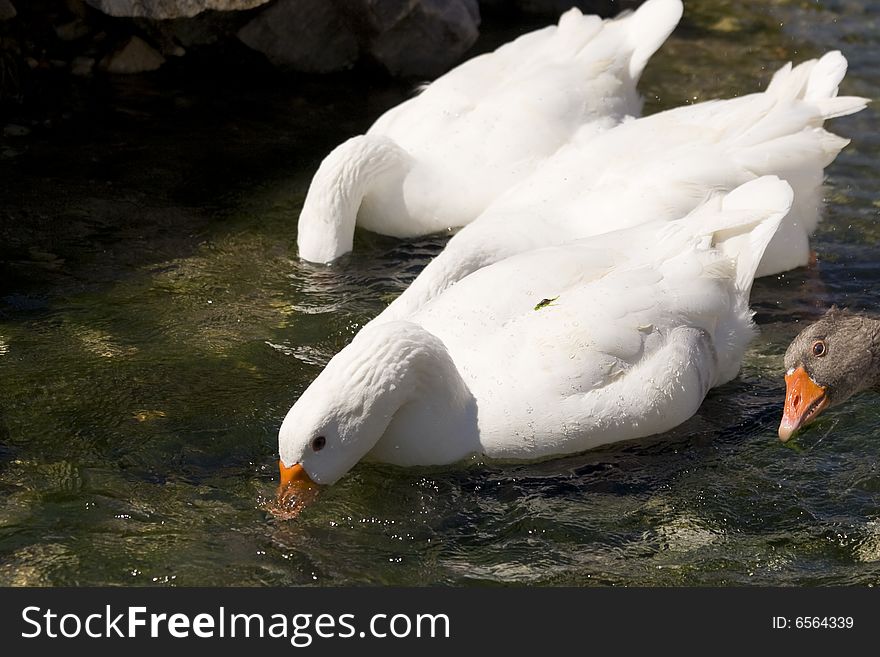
{"left": 373, "top": 52, "right": 868, "bottom": 323}
{"left": 279, "top": 178, "right": 792, "bottom": 483}
{"left": 296, "top": 0, "right": 683, "bottom": 262}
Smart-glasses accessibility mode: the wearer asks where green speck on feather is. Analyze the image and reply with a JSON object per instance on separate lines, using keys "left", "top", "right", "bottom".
{"left": 534, "top": 296, "right": 558, "bottom": 311}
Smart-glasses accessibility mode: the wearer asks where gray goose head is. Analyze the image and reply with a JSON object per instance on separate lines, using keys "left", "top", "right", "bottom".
{"left": 779, "top": 307, "right": 880, "bottom": 441}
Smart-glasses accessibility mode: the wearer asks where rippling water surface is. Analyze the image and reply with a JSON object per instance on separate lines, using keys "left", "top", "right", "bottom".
{"left": 1, "top": 0, "right": 879, "bottom": 586}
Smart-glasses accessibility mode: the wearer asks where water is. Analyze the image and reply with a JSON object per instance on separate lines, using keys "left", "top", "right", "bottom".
{"left": 1, "top": 0, "right": 879, "bottom": 586}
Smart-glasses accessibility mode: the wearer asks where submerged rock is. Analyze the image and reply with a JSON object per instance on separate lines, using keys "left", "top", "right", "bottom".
{"left": 100, "top": 36, "right": 166, "bottom": 73}
{"left": 54, "top": 19, "right": 92, "bottom": 42}
{"left": 0, "top": 0, "right": 15, "bottom": 21}
{"left": 84, "top": 0, "right": 270, "bottom": 20}
{"left": 70, "top": 56, "right": 96, "bottom": 77}
{"left": 3, "top": 123, "right": 29, "bottom": 137}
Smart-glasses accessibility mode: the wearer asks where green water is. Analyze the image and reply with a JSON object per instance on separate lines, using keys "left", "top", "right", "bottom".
{"left": 1, "top": 0, "right": 879, "bottom": 586}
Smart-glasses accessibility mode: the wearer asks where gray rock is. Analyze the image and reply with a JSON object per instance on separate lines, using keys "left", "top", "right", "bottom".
{"left": 135, "top": 20, "right": 190, "bottom": 56}
{"left": 238, "top": 0, "right": 360, "bottom": 73}
{"left": 165, "top": 12, "right": 238, "bottom": 47}
{"left": 363, "top": 0, "right": 480, "bottom": 78}
{"left": 0, "top": 0, "right": 15, "bottom": 21}
{"left": 65, "top": 1, "right": 90, "bottom": 19}
{"left": 84, "top": 0, "right": 271, "bottom": 20}
{"left": 100, "top": 36, "right": 166, "bottom": 73}
{"left": 70, "top": 56, "right": 96, "bottom": 76}
{"left": 238, "top": 0, "right": 480, "bottom": 78}
{"left": 162, "top": 19, "right": 213, "bottom": 48}
{"left": 3, "top": 124, "right": 30, "bottom": 137}
{"left": 55, "top": 19, "right": 92, "bottom": 42}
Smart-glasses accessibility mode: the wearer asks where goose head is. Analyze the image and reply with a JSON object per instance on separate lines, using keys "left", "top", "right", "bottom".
{"left": 779, "top": 308, "right": 880, "bottom": 440}
{"left": 277, "top": 320, "right": 474, "bottom": 506}
{"left": 277, "top": 322, "right": 418, "bottom": 495}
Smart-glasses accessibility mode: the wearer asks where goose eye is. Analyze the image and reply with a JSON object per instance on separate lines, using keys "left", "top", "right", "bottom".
{"left": 812, "top": 340, "right": 827, "bottom": 357}
{"left": 311, "top": 435, "right": 326, "bottom": 452}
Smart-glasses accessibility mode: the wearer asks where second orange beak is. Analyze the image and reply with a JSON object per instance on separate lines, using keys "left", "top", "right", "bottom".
{"left": 778, "top": 366, "right": 828, "bottom": 442}
{"left": 277, "top": 461, "right": 318, "bottom": 502}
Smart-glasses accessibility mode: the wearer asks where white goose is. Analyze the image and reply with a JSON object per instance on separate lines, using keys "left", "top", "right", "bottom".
{"left": 296, "top": 0, "right": 684, "bottom": 263}
{"left": 373, "top": 51, "right": 868, "bottom": 324}
{"left": 278, "top": 176, "right": 792, "bottom": 491}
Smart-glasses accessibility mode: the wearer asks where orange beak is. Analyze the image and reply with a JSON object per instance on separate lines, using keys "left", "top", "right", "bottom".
{"left": 778, "top": 366, "right": 828, "bottom": 442}
{"left": 274, "top": 461, "right": 320, "bottom": 518}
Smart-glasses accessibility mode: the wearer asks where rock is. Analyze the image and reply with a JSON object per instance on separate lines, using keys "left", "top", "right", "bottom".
{"left": 0, "top": 0, "right": 15, "bottom": 21}
{"left": 100, "top": 36, "right": 166, "bottom": 74}
{"left": 238, "top": 0, "right": 481, "bottom": 78}
{"left": 54, "top": 19, "right": 92, "bottom": 42}
{"left": 70, "top": 56, "right": 95, "bottom": 76}
{"left": 0, "top": 36, "right": 23, "bottom": 101}
{"left": 238, "top": 0, "right": 360, "bottom": 74}
{"left": 84, "top": 0, "right": 270, "bottom": 19}
{"left": 3, "top": 124, "right": 30, "bottom": 137}
{"left": 164, "top": 10, "right": 243, "bottom": 48}
{"left": 363, "top": 0, "right": 480, "bottom": 78}
{"left": 65, "top": 0, "right": 90, "bottom": 18}
{"left": 136, "top": 22, "right": 189, "bottom": 57}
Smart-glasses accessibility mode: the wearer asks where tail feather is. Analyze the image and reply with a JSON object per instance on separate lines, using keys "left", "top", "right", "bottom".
{"left": 565, "top": 0, "right": 682, "bottom": 79}
{"left": 521, "top": 0, "right": 681, "bottom": 80}
{"left": 735, "top": 128, "right": 850, "bottom": 175}
{"left": 730, "top": 126, "right": 849, "bottom": 257}
{"left": 804, "top": 51, "right": 847, "bottom": 101}
{"left": 661, "top": 177, "right": 792, "bottom": 294}
{"left": 553, "top": 8, "right": 603, "bottom": 58}
{"left": 813, "top": 95, "right": 869, "bottom": 120}
{"left": 621, "top": 0, "right": 684, "bottom": 80}
{"left": 721, "top": 53, "right": 865, "bottom": 277}
{"left": 711, "top": 176, "right": 793, "bottom": 294}
{"left": 765, "top": 50, "right": 868, "bottom": 118}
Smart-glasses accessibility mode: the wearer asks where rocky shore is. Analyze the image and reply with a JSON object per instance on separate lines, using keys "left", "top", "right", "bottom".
{"left": 0, "top": 0, "right": 642, "bottom": 105}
